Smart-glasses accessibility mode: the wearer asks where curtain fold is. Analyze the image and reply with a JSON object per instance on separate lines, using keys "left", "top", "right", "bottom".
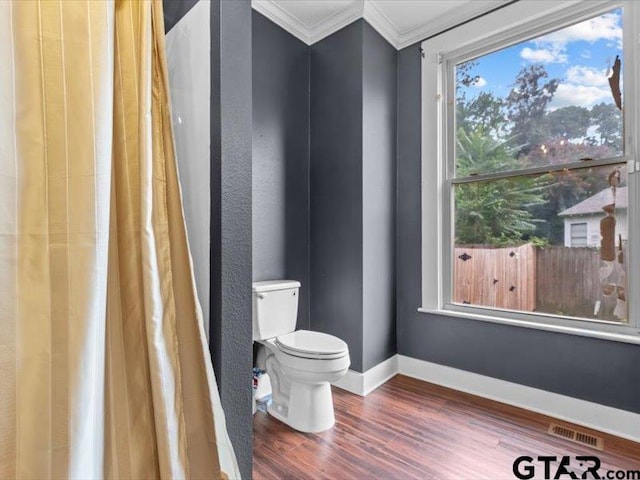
{"left": 0, "top": 1, "right": 237, "bottom": 478}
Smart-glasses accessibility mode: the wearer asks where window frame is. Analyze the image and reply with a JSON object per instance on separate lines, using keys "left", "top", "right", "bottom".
{"left": 570, "top": 222, "right": 589, "bottom": 248}
{"left": 420, "top": 0, "right": 640, "bottom": 342}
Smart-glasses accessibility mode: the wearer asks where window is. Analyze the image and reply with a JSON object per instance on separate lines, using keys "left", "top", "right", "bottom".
{"left": 421, "top": 1, "right": 640, "bottom": 338}
{"left": 570, "top": 223, "right": 588, "bottom": 247}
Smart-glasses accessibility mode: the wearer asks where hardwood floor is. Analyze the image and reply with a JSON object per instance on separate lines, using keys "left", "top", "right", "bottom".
{"left": 253, "top": 375, "right": 640, "bottom": 479}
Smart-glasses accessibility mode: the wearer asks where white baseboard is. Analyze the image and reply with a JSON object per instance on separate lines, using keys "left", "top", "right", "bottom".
{"left": 333, "top": 353, "right": 640, "bottom": 443}
{"left": 397, "top": 355, "right": 640, "bottom": 444}
{"left": 333, "top": 354, "right": 399, "bottom": 396}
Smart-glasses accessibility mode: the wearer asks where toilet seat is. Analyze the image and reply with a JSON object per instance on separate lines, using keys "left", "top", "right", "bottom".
{"left": 276, "top": 330, "right": 348, "bottom": 360}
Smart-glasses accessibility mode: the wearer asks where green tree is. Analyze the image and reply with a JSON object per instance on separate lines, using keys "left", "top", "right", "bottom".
{"left": 506, "top": 65, "right": 559, "bottom": 156}
{"left": 458, "top": 91, "right": 506, "bottom": 138}
{"left": 455, "top": 129, "right": 548, "bottom": 245}
{"left": 456, "top": 60, "right": 480, "bottom": 91}
{"left": 547, "top": 106, "right": 591, "bottom": 141}
{"left": 590, "top": 102, "right": 622, "bottom": 151}
{"left": 454, "top": 62, "right": 620, "bottom": 247}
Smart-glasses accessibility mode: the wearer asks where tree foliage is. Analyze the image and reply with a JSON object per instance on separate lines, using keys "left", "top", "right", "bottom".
{"left": 505, "top": 65, "right": 559, "bottom": 155}
{"left": 454, "top": 60, "right": 623, "bottom": 246}
{"left": 455, "top": 61, "right": 623, "bottom": 245}
{"left": 590, "top": 102, "right": 622, "bottom": 151}
{"left": 547, "top": 106, "right": 591, "bottom": 141}
{"left": 455, "top": 130, "right": 548, "bottom": 245}
{"left": 457, "top": 92, "right": 506, "bottom": 138}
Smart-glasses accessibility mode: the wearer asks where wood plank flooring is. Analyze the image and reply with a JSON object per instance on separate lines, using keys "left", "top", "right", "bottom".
{"left": 253, "top": 375, "right": 640, "bottom": 479}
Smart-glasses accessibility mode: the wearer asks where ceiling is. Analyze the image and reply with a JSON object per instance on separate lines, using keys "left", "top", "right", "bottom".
{"left": 251, "top": 0, "right": 508, "bottom": 49}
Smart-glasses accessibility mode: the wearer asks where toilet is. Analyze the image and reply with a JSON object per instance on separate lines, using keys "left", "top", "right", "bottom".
{"left": 252, "top": 280, "right": 350, "bottom": 433}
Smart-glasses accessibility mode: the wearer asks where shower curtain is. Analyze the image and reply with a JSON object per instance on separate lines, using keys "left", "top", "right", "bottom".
{"left": 0, "top": 0, "right": 239, "bottom": 478}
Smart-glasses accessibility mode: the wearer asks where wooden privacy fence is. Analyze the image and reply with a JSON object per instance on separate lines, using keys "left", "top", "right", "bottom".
{"left": 453, "top": 244, "right": 536, "bottom": 311}
{"left": 535, "top": 246, "right": 603, "bottom": 318}
{"left": 454, "top": 244, "right": 609, "bottom": 317}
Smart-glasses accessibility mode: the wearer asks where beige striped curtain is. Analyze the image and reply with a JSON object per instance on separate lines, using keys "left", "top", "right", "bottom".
{"left": 0, "top": 1, "right": 236, "bottom": 478}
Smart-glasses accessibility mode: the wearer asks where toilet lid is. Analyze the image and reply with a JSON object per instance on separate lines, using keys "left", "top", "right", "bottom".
{"left": 276, "top": 330, "right": 348, "bottom": 359}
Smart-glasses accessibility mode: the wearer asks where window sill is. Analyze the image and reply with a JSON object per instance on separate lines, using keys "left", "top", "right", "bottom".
{"left": 417, "top": 307, "right": 640, "bottom": 346}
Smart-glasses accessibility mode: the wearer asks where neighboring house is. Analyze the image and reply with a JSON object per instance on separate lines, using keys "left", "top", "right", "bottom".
{"left": 559, "top": 187, "right": 628, "bottom": 247}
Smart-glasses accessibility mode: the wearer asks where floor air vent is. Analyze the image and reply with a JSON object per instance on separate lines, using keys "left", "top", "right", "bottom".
{"left": 548, "top": 423, "right": 604, "bottom": 450}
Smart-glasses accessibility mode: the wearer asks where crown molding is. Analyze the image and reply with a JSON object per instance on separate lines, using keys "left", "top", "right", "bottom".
{"left": 251, "top": 0, "right": 399, "bottom": 47}
{"left": 396, "top": 0, "right": 507, "bottom": 49}
{"left": 251, "top": 0, "right": 364, "bottom": 45}
{"left": 251, "top": 0, "right": 508, "bottom": 50}
{"left": 307, "top": 1, "right": 364, "bottom": 45}
{"left": 251, "top": 0, "right": 312, "bottom": 44}
{"left": 362, "top": 1, "right": 400, "bottom": 48}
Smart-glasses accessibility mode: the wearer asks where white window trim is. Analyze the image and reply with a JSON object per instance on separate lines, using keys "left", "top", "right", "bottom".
{"left": 420, "top": 0, "right": 640, "bottom": 342}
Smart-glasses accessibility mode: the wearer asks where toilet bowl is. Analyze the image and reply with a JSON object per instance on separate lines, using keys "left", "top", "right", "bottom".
{"left": 253, "top": 281, "right": 350, "bottom": 433}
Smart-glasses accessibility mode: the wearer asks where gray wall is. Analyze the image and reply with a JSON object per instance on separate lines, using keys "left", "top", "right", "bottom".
{"left": 362, "top": 23, "right": 397, "bottom": 371}
{"left": 397, "top": 44, "right": 640, "bottom": 414}
{"left": 252, "top": 12, "right": 310, "bottom": 329}
{"left": 210, "top": 1, "right": 253, "bottom": 478}
{"left": 163, "top": 0, "right": 198, "bottom": 33}
{"left": 310, "top": 20, "right": 397, "bottom": 373}
{"left": 310, "top": 21, "right": 365, "bottom": 371}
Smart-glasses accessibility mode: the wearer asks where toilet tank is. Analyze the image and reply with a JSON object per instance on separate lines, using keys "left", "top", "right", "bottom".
{"left": 252, "top": 280, "right": 301, "bottom": 341}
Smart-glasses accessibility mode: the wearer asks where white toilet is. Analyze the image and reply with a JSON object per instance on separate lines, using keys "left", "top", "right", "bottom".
{"left": 252, "top": 280, "right": 350, "bottom": 433}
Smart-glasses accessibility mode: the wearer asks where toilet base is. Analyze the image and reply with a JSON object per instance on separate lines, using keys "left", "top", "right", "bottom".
{"left": 268, "top": 381, "right": 335, "bottom": 433}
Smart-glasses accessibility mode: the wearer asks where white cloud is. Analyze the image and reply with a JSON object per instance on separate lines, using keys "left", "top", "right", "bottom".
{"left": 474, "top": 77, "right": 487, "bottom": 87}
{"left": 547, "top": 64, "right": 617, "bottom": 111}
{"left": 548, "top": 83, "right": 611, "bottom": 110}
{"left": 520, "top": 46, "right": 567, "bottom": 64}
{"left": 566, "top": 65, "right": 609, "bottom": 87}
{"left": 521, "top": 12, "right": 621, "bottom": 65}
{"left": 534, "top": 12, "right": 622, "bottom": 49}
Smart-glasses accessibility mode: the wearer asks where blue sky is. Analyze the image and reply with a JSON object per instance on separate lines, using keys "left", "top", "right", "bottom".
{"left": 459, "top": 8, "right": 622, "bottom": 111}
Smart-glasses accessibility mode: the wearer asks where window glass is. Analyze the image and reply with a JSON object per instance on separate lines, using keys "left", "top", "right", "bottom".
{"left": 455, "top": 8, "right": 624, "bottom": 176}
{"left": 570, "top": 223, "right": 588, "bottom": 247}
{"left": 453, "top": 164, "right": 628, "bottom": 323}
